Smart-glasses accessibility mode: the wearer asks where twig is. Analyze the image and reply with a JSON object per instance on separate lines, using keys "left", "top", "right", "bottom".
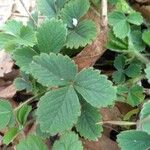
{"left": 19, "top": 0, "right": 38, "bottom": 26}
{"left": 97, "top": 121, "right": 137, "bottom": 126}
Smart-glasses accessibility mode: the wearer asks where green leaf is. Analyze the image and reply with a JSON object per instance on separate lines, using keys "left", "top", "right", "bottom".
{"left": 14, "top": 77, "right": 32, "bottom": 92}
{"left": 52, "top": 132, "right": 83, "bottom": 150}
{"left": 37, "top": 0, "right": 67, "bottom": 18}
{"left": 145, "top": 64, "right": 150, "bottom": 83}
{"left": 142, "top": 29, "right": 150, "bottom": 46}
{"left": 127, "top": 12, "right": 143, "bottom": 25}
{"left": 76, "top": 101, "right": 103, "bottom": 140}
{"left": 61, "top": 0, "right": 90, "bottom": 27}
{"left": 108, "top": 11, "right": 130, "bottom": 39}
{"left": 114, "top": 55, "right": 126, "bottom": 70}
{"left": 125, "top": 64, "right": 141, "bottom": 78}
{"left": 74, "top": 68, "right": 117, "bottom": 108}
{"left": 128, "top": 30, "right": 146, "bottom": 52}
{"left": 112, "top": 71, "right": 125, "bottom": 84}
{"left": 16, "top": 134, "right": 48, "bottom": 150}
{"left": 30, "top": 53, "right": 77, "bottom": 87}
{"left": 127, "top": 85, "right": 144, "bottom": 107}
{"left": 66, "top": 20, "right": 96, "bottom": 49}
{"left": 0, "top": 99, "right": 14, "bottom": 129}
{"left": 13, "top": 47, "right": 37, "bottom": 74}
{"left": 140, "top": 101, "right": 150, "bottom": 134}
{"left": 117, "top": 130, "right": 150, "bottom": 150}
{"left": 36, "top": 86, "right": 81, "bottom": 135}
{"left": 16, "top": 104, "right": 32, "bottom": 126}
{"left": 37, "top": 19, "right": 67, "bottom": 53}
{"left": 3, "top": 127, "right": 19, "bottom": 145}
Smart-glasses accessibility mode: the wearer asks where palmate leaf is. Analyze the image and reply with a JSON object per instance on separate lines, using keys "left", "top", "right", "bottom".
{"left": 37, "top": 19, "right": 67, "bottom": 53}
{"left": 52, "top": 132, "right": 83, "bottom": 150}
{"left": 61, "top": 0, "right": 90, "bottom": 27}
{"left": 117, "top": 130, "right": 150, "bottom": 150}
{"left": 13, "top": 47, "right": 38, "bottom": 74}
{"left": 66, "top": 20, "right": 96, "bottom": 49}
{"left": 16, "top": 134, "right": 48, "bottom": 150}
{"left": 140, "top": 101, "right": 150, "bottom": 134}
{"left": 74, "top": 68, "right": 117, "bottom": 108}
{"left": 0, "top": 99, "right": 14, "bottom": 129}
{"left": 76, "top": 101, "right": 103, "bottom": 140}
{"left": 30, "top": 53, "right": 77, "bottom": 87}
{"left": 36, "top": 86, "right": 81, "bottom": 135}
{"left": 37, "top": 0, "right": 67, "bottom": 18}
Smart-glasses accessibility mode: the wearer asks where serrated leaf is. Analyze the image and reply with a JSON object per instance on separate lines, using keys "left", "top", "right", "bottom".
{"left": 37, "top": 0, "right": 67, "bottom": 18}
{"left": 140, "top": 101, "right": 150, "bottom": 134}
{"left": 114, "top": 55, "right": 126, "bottom": 70}
{"left": 52, "top": 132, "right": 83, "bottom": 150}
{"left": 145, "top": 64, "right": 150, "bottom": 84}
{"left": 0, "top": 99, "right": 14, "bottom": 129}
{"left": 127, "top": 12, "right": 143, "bottom": 25}
{"left": 74, "top": 68, "right": 117, "bottom": 108}
{"left": 127, "top": 85, "right": 144, "bottom": 107}
{"left": 76, "top": 101, "right": 103, "bottom": 140}
{"left": 13, "top": 47, "right": 37, "bottom": 74}
{"left": 36, "top": 86, "right": 81, "bottom": 135}
{"left": 117, "top": 130, "right": 150, "bottom": 150}
{"left": 30, "top": 53, "right": 77, "bottom": 87}
{"left": 16, "top": 104, "right": 32, "bottom": 126}
{"left": 142, "top": 30, "right": 150, "bottom": 46}
{"left": 66, "top": 20, "right": 96, "bottom": 49}
{"left": 16, "top": 134, "right": 48, "bottom": 150}
{"left": 37, "top": 19, "right": 67, "bottom": 53}
{"left": 14, "top": 77, "right": 32, "bottom": 92}
{"left": 61, "top": 0, "right": 90, "bottom": 27}
{"left": 112, "top": 71, "right": 125, "bottom": 84}
{"left": 3, "top": 127, "right": 19, "bottom": 145}
{"left": 108, "top": 11, "right": 130, "bottom": 39}
{"left": 125, "top": 64, "right": 141, "bottom": 78}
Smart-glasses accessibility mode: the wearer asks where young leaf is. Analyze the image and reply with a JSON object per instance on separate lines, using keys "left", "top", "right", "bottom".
{"left": 36, "top": 86, "right": 81, "bottom": 135}
{"left": 3, "top": 127, "right": 19, "bottom": 145}
{"left": 61, "top": 0, "right": 90, "bottom": 27}
{"left": 76, "top": 101, "right": 103, "bottom": 140}
{"left": 16, "top": 104, "right": 32, "bottom": 126}
{"left": 127, "top": 85, "right": 144, "bottom": 107}
{"left": 117, "top": 130, "right": 150, "bottom": 150}
{"left": 37, "top": 19, "right": 67, "bottom": 54}
{"left": 142, "top": 29, "right": 150, "bottom": 46}
{"left": 140, "top": 101, "right": 150, "bottom": 134}
{"left": 0, "top": 99, "right": 14, "bottom": 129}
{"left": 74, "top": 68, "right": 117, "bottom": 108}
{"left": 13, "top": 47, "right": 37, "bottom": 74}
{"left": 108, "top": 11, "right": 130, "bottom": 39}
{"left": 114, "top": 55, "right": 126, "bottom": 70}
{"left": 127, "top": 12, "right": 143, "bottom": 25}
{"left": 16, "top": 134, "right": 48, "bottom": 150}
{"left": 112, "top": 71, "right": 125, "bottom": 84}
{"left": 52, "top": 132, "right": 83, "bottom": 150}
{"left": 30, "top": 53, "right": 77, "bottom": 87}
{"left": 66, "top": 20, "right": 96, "bottom": 49}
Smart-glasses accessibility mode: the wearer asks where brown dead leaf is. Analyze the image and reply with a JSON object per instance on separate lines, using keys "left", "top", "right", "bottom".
{"left": 0, "top": 50, "right": 14, "bottom": 77}
{"left": 0, "top": 83, "right": 16, "bottom": 99}
{"left": 82, "top": 135, "right": 120, "bottom": 150}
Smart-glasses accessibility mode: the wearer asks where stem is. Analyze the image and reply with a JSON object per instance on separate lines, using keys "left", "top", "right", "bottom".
{"left": 101, "top": 0, "right": 108, "bottom": 27}
{"left": 19, "top": 0, "right": 38, "bottom": 26}
{"left": 97, "top": 121, "right": 137, "bottom": 126}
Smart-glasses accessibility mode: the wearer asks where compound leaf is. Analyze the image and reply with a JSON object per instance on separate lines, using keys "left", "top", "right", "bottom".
{"left": 117, "top": 130, "right": 150, "bottom": 150}
{"left": 76, "top": 101, "right": 103, "bottom": 140}
{"left": 36, "top": 86, "right": 81, "bottom": 135}
{"left": 30, "top": 53, "right": 77, "bottom": 87}
{"left": 16, "top": 134, "right": 48, "bottom": 150}
{"left": 52, "top": 132, "right": 83, "bottom": 150}
{"left": 74, "top": 68, "right": 117, "bottom": 108}
{"left": 37, "top": 19, "right": 67, "bottom": 54}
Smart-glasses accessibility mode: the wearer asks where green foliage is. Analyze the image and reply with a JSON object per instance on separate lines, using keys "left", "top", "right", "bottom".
{"left": 16, "top": 134, "right": 48, "bottom": 150}
{"left": 145, "top": 64, "right": 150, "bottom": 83}
{"left": 142, "top": 29, "right": 150, "bottom": 46}
{"left": 117, "top": 130, "right": 150, "bottom": 150}
{"left": 0, "top": 99, "right": 14, "bottom": 129}
{"left": 52, "top": 132, "right": 83, "bottom": 150}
